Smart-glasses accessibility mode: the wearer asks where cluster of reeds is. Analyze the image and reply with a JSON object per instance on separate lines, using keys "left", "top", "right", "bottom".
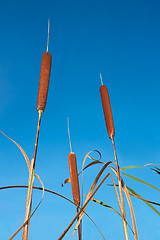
{"left": 0, "top": 21, "right": 160, "bottom": 240}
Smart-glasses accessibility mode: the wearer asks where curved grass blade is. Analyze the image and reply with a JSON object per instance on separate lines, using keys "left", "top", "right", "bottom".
{"left": 0, "top": 130, "right": 30, "bottom": 170}
{"left": 121, "top": 166, "right": 147, "bottom": 171}
{"left": 90, "top": 197, "right": 121, "bottom": 215}
{"left": 88, "top": 195, "right": 134, "bottom": 234}
{"left": 122, "top": 183, "right": 138, "bottom": 240}
{"left": 126, "top": 186, "right": 160, "bottom": 216}
{"left": 73, "top": 162, "right": 112, "bottom": 237}
{"left": 79, "top": 160, "right": 105, "bottom": 176}
{"left": 155, "top": 167, "right": 160, "bottom": 170}
{"left": 87, "top": 150, "right": 102, "bottom": 161}
{"left": 111, "top": 138, "right": 129, "bottom": 240}
{"left": 154, "top": 167, "right": 160, "bottom": 171}
{"left": 81, "top": 150, "right": 105, "bottom": 206}
{"left": 109, "top": 165, "right": 138, "bottom": 240}
{"left": 82, "top": 160, "right": 112, "bottom": 208}
{"left": 58, "top": 172, "right": 110, "bottom": 239}
{"left": 122, "top": 173, "right": 160, "bottom": 192}
{"left": 105, "top": 183, "right": 160, "bottom": 207}
{"left": 121, "top": 163, "right": 159, "bottom": 171}
{"left": 152, "top": 169, "right": 160, "bottom": 175}
{"left": 62, "top": 151, "right": 104, "bottom": 188}
{"left": 152, "top": 167, "right": 160, "bottom": 175}
{"left": 8, "top": 174, "right": 44, "bottom": 240}
{"left": 0, "top": 185, "right": 105, "bottom": 240}
{"left": 62, "top": 178, "right": 71, "bottom": 187}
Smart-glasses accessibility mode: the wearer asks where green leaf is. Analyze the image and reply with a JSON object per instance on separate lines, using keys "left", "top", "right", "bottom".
{"left": 126, "top": 186, "right": 160, "bottom": 216}
{"left": 121, "top": 163, "right": 159, "bottom": 171}
{"left": 91, "top": 197, "right": 121, "bottom": 216}
{"left": 120, "top": 166, "right": 146, "bottom": 171}
{"left": 122, "top": 173, "right": 160, "bottom": 192}
{"left": 90, "top": 196, "right": 134, "bottom": 234}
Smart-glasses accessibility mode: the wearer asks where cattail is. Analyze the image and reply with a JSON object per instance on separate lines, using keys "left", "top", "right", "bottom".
{"left": 67, "top": 118, "right": 81, "bottom": 239}
{"left": 22, "top": 20, "right": 52, "bottom": 240}
{"left": 37, "top": 52, "right": 52, "bottom": 113}
{"left": 68, "top": 152, "right": 80, "bottom": 207}
{"left": 100, "top": 77, "right": 115, "bottom": 139}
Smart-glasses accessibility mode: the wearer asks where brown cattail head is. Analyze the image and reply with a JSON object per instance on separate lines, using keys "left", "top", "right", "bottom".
{"left": 37, "top": 52, "right": 52, "bottom": 113}
{"left": 68, "top": 152, "right": 80, "bottom": 207}
{"left": 100, "top": 84, "right": 115, "bottom": 139}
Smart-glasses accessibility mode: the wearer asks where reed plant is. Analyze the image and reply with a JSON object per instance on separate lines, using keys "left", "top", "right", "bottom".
{"left": 0, "top": 22, "right": 160, "bottom": 240}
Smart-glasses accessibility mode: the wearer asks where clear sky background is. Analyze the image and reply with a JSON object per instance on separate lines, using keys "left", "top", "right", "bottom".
{"left": 0, "top": 0, "right": 160, "bottom": 239}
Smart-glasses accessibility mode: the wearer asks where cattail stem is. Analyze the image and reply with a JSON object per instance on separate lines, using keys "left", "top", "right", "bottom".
{"left": 111, "top": 137, "right": 128, "bottom": 240}
{"left": 33, "top": 111, "right": 42, "bottom": 169}
{"left": 22, "top": 111, "right": 42, "bottom": 240}
{"left": 76, "top": 207, "right": 82, "bottom": 240}
{"left": 22, "top": 159, "right": 34, "bottom": 240}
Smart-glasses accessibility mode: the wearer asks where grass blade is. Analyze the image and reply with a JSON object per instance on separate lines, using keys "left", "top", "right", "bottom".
{"left": 88, "top": 196, "right": 121, "bottom": 216}
{"left": 122, "top": 173, "right": 160, "bottom": 192}
{"left": 89, "top": 196, "right": 134, "bottom": 234}
{"left": 121, "top": 166, "right": 146, "bottom": 171}
{"left": 9, "top": 174, "right": 44, "bottom": 240}
{"left": 0, "top": 185, "right": 105, "bottom": 240}
{"left": 123, "top": 183, "right": 138, "bottom": 240}
{"left": 121, "top": 163, "right": 159, "bottom": 171}
{"left": 0, "top": 130, "right": 30, "bottom": 170}
{"left": 126, "top": 186, "right": 160, "bottom": 216}
{"left": 73, "top": 162, "right": 111, "bottom": 237}
{"left": 59, "top": 171, "right": 110, "bottom": 240}
{"left": 109, "top": 165, "right": 138, "bottom": 239}
{"left": 152, "top": 167, "right": 160, "bottom": 175}
{"left": 81, "top": 150, "right": 104, "bottom": 207}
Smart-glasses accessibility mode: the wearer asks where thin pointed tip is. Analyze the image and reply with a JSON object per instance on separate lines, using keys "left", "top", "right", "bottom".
{"left": 48, "top": 19, "right": 50, "bottom": 30}
{"left": 100, "top": 73, "right": 103, "bottom": 85}
{"left": 46, "top": 19, "right": 50, "bottom": 52}
{"left": 67, "top": 118, "right": 73, "bottom": 153}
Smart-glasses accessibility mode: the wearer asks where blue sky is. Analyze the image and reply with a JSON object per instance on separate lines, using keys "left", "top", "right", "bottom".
{"left": 0, "top": 0, "right": 160, "bottom": 239}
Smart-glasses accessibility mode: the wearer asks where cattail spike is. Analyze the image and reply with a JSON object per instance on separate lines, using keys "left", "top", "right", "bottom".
{"left": 37, "top": 52, "right": 52, "bottom": 112}
{"left": 68, "top": 152, "right": 80, "bottom": 207}
{"left": 23, "top": 21, "right": 52, "bottom": 239}
{"left": 100, "top": 84, "right": 115, "bottom": 139}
